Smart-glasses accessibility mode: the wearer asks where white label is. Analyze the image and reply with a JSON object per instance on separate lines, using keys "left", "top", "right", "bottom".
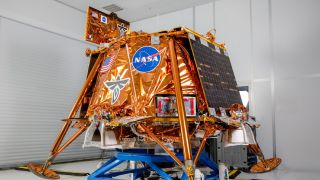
{"left": 151, "top": 36, "right": 160, "bottom": 45}
{"left": 100, "top": 15, "right": 107, "bottom": 24}
{"left": 209, "top": 107, "right": 216, "bottom": 116}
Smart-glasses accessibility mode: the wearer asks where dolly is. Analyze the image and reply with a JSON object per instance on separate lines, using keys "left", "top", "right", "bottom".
{"left": 88, "top": 149, "right": 219, "bottom": 180}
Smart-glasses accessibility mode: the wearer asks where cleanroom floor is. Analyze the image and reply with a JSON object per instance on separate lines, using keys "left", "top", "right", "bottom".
{"left": 0, "top": 159, "right": 319, "bottom": 180}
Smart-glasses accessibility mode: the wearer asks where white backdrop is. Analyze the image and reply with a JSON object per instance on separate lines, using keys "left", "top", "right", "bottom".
{"left": 0, "top": 17, "right": 101, "bottom": 168}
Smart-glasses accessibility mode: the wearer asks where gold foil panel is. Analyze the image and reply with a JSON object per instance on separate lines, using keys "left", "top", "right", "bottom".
{"left": 85, "top": 7, "right": 130, "bottom": 44}
{"left": 87, "top": 33, "right": 207, "bottom": 120}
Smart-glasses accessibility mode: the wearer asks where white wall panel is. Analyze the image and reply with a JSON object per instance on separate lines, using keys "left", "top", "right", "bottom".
{"left": 158, "top": 8, "right": 194, "bottom": 31}
{"left": 251, "top": 0, "right": 272, "bottom": 80}
{"left": 250, "top": 0, "right": 273, "bottom": 158}
{"left": 0, "top": 0, "right": 86, "bottom": 41}
{"left": 195, "top": 2, "right": 214, "bottom": 35}
{"left": 275, "top": 78, "right": 320, "bottom": 171}
{"left": 272, "top": 0, "right": 320, "bottom": 171}
{"left": 0, "top": 17, "right": 100, "bottom": 168}
{"left": 251, "top": 81, "right": 273, "bottom": 158}
{"left": 131, "top": 8, "right": 194, "bottom": 32}
{"left": 131, "top": 17, "right": 160, "bottom": 33}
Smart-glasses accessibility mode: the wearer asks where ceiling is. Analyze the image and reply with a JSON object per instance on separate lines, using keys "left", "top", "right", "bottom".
{"left": 55, "top": 0, "right": 214, "bottom": 22}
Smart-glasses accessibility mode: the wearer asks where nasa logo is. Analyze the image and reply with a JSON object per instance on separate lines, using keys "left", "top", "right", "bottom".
{"left": 132, "top": 46, "right": 161, "bottom": 73}
{"left": 100, "top": 15, "right": 107, "bottom": 24}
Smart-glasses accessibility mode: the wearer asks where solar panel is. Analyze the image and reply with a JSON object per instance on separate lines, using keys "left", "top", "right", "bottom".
{"left": 188, "top": 34, "right": 242, "bottom": 109}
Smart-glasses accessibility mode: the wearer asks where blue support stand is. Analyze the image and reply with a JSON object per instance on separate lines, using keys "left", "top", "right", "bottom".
{"left": 88, "top": 149, "right": 218, "bottom": 180}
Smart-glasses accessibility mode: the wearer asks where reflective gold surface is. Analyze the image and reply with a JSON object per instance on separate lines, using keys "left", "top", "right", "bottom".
{"left": 87, "top": 34, "right": 203, "bottom": 120}
{"left": 28, "top": 163, "right": 60, "bottom": 179}
{"left": 28, "top": 27, "right": 281, "bottom": 180}
{"left": 85, "top": 7, "right": 130, "bottom": 44}
{"left": 250, "top": 158, "right": 282, "bottom": 173}
{"left": 169, "top": 38, "right": 192, "bottom": 162}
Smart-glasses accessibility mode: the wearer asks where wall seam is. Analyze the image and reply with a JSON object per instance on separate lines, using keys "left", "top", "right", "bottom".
{"left": 213, "top": 0, "right": 216, "bottom": 28}
{"left": 268, "top": 0, "right": 277, "bottom": 158}
{"left": 249, "top": 0, "right": 255, "bottom": 116}
{"left": 193, "top": 6, "right": 196, "bottom": 30}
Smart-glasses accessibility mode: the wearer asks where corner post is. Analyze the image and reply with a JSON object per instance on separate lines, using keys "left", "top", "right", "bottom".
{"left": 168, "top": 38, "right": 194, "bottom": 179}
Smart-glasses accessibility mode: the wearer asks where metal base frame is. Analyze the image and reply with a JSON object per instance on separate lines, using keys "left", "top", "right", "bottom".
{"left": 88, "top": 149, "right": 219, "bottom": 180}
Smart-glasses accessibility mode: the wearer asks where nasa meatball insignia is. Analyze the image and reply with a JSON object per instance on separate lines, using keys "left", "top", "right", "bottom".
{"left": 132, "top": 46, "right": 162, "bottom": 73}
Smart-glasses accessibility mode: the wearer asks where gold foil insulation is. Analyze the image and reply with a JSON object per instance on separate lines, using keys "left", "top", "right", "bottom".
{"left": 85, "top": 7, "right": 130, "bottom": 44}
{"left": 87, "top": 33, "right": 207, "bottom": 120}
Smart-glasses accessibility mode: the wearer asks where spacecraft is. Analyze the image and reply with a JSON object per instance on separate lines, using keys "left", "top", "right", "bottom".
{"left": 27, "top": 7, "right": 281, "bottom": 180}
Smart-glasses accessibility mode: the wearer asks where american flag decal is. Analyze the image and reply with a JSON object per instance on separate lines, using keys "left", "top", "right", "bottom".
{"left": 91, "top": 11, "right": 98, "bottom": 18}
{"left": 100, "top": 50, "right": 119, "bottom": 74}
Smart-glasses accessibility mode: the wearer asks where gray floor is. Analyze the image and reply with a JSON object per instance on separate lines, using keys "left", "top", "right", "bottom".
{"left": 0, "top": 159, "right": 319, "bottom": 180}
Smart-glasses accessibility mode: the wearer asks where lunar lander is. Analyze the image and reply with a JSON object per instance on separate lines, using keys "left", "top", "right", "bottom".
{"left": 27, "top": 7, "right": 281, "bottom": 180}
